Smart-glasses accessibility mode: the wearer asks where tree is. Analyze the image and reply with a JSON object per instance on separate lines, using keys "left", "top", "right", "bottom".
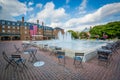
{"left": 89, "top": 21, "right": 120, "bottom": 39}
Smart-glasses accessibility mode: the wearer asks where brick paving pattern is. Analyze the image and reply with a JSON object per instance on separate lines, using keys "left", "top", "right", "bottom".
{"left": 0, "top": 41, "right": 120, "bottom": 80}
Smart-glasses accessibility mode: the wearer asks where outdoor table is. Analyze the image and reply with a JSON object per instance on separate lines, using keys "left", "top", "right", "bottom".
{"left": 22, "top": 43, "right": 31, "bottom": 50}
{"left": 24, "top": 48, "right": 37, "bottom": 62}
{"left": 97, "top": 49, "right": 112, "bottom": 54}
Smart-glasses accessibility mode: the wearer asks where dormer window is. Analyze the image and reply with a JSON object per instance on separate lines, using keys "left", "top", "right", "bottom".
{"left": 24, "top": 23, "right": 27, "bottom": 26}
{"left": 12, "top": 22, "right": 15, "bottom": 25}
{"left": 17, "top": 23, "right": 19, "bottom": 26}
{"left": 28, "top": 24, "right": 31, "bottom": 26}
{"left": 2, "top": 21, "right": 5, "bottom": 24}
{"left": 7, "top": 22, "right": 10, "bottom": 25}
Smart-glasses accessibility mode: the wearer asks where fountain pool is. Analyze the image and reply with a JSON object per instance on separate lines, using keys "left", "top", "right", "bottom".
{"left": 32, "top": 39, "right": 111, "bottom": 62}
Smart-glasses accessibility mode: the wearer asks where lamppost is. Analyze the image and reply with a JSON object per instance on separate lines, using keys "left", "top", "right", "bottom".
{"left": 42, "top": 22, "right": 44, "bottom": 40}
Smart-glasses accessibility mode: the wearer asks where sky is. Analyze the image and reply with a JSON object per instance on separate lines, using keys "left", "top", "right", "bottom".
{"left": 0, "top": 0, "right": 120, "bottom": 31}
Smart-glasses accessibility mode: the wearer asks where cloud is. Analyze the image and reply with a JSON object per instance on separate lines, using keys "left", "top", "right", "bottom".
{"left": 36, "top": 3, "right": 43, "bottom": 8}
{"left": 0, "top": 0, "right": 27, "bottom": 20}
{"left": 27, "top": 7, "right": 34, "bottom": 12}
{"left": 28, "top": 2, "right": 68, "bottom": 24}
{"left": 28, "top": 2, "right": 33, "bottom": 6}
{"left": 78, "top": 0, "right": 87, "bottom": 14}
{"left": 64, "top": 2, "right": 120, "bottom": 31}
{"left": 66, "top": 0, "right": 70, "bottom": 4}
{"left": 48, "top": 22, "right": 64, "bottom": 28}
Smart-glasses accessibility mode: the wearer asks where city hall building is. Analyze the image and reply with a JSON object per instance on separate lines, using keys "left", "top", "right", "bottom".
{"left": 0, "top": 17, "right": 64, "bottom": 41}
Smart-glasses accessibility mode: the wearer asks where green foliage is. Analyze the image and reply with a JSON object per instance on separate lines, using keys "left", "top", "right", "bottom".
{"left": 68, "top": 30, "right": 79, "bottom": 39}
{"left": 67, "top": 21, "right": 120, "bottom": 39}
{"left": 90, "top": 21, "right": 120, "bottom": 39}
{"left": 79, "top": 32, "right": 88, "bottom": 39}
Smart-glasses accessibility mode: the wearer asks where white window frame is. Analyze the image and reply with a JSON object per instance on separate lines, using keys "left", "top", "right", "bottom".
{"left": 25, "top": 31, "right": 27, "bottom": 34}
{"left": 2, "top": 30, "right": 5, "bottom": 33}
{"left": 2, "top": 25, "right": 5, "bottom": 28}
{"left": 8, "top": 30, "right": 11, "bottom": 33}
{"left": 17, "top": 27, "right": 19, "bottom": 29}
{"left": 13, "top": 26, "right": 15, "bottom": 29}
{"left": 8, "top": 26, "right": 10, "bottom": 29}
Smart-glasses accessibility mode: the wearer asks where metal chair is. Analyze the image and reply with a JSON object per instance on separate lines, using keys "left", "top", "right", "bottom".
{"left": 2, "top": 51, "right": 15, "bottom": 70}
{"left": 11, "top": 54, "right": 27, "bottom": 69}
{"left": 56, "top": 51, "right": 66, "bottom": 65}
{"left": 42, "top": 44, "right": 48, "bottom": 51}
{"left": 73, "top": 53, "right": 84, "bottom": 68}
{"left": 14, "top": 44, "right": 21, "bottom": 53}
{"left": 97, "top": 49, "right": 112, "bottom": 66}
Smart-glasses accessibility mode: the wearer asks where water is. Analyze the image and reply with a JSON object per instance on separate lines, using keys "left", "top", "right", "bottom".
{"left": 33, "top": 40, "right": 107, "bottom": 51}
{"left": 33, "top": 39, "right": 112, "bottom": 62}
{"left": 58, "top": 31, "right": 72, "bottom": 41}
{"left": 31, "top": 32, "right": 111, "bottom": 62}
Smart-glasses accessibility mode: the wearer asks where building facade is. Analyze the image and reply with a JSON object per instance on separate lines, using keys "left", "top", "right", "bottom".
{"left": 0, "top": 17, "right": 64, "bottom": 41}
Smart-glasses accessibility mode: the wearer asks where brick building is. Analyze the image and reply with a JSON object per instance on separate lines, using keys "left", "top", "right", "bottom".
{"left": 0, "top": 17, "right": 64, "bottom": 41}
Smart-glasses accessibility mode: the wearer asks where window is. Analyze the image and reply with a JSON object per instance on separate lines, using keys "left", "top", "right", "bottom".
{"left": 24, "top": 23, "right": 27, "bottom": 26}
{"left": 17, "top": 23, "right": 19, "bottom": 26}
{"left": 12, "top": 22, "right": 15, "bottom": 25}
{"left": 8, "top": 26, "right": 10, "bottom": 29}
{"left": 12, "top": 30, "right": 15, "bottom": 33}
{"left": 8, "top": 30, "right": 11, "bottom": 33}
{"left": 25, "top": 27, "right": 27, "bottom": 29}
{"left": 2, "top": 30, "right": 5, "bottom": 33}
{"left": 7, "top": 22, "right": 10, "bottom": 25}
{"left": 2, "top": 25, "right": 5, "bottom": 28}
{"left": 2, "top": 21, "right": 5, "bottom": 24}
{"left": 17, "top": 31, "right": 20, "bottom": 33}
{"left": 12, "top": 26, "right": 15, "bottom": 29}
{"left": 17, "top": 27, "right": 19, "bottom": 29}
{"left": 25, "top": 31, "right": 27, "bottom": 34}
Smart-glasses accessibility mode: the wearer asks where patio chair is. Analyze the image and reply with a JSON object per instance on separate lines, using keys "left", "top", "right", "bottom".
{"left": 49, "top": 46, "right": 56, "bottom": 55}
{"left": 30, "top": 49, "right": 37, "bottom": 62}
{"left": 73, "top": 53, "right": 84, "bottom": 68}
{"left": 2, "top": 51, "right": 15, "bottom": 70}
{"left": 97, "top": 49, "right": 112, "bottom": 66}
{"left": 43, "top": 44, "right": 48, "bottom": 51}
{"left": 54, "top": 47, "right": 62, "bottom": 55}
{"left": 56, "top": 51, "right": 66, "bottom": 65}
{"left": 11, "top": 54, "right": 27, "bottom": 69}
{"left": 14, "top": 44, "right": 21, "bottom": 53}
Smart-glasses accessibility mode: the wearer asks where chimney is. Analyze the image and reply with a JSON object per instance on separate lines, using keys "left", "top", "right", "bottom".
{"left": 22, "top": 17, "right": 24, "bottom": 22}
{"left": 37, "top": 20, "right": 39, "bottom": 24}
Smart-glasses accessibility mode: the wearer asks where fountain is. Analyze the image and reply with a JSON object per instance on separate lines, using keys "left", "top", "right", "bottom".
{"left": 31, "top": 31, "right": 111, "bottom": 62}
{"left": 58, "top": 31, "right": 72, "bottom": 41}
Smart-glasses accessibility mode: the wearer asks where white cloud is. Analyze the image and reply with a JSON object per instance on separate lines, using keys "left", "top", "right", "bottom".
{"left": 64, "top": 2, "right": 120, "bottom": 31}
{"left": 28, "top": 2, "right": 68, "bottom": 25}
{"left": 78, "top": 0, "right": 87, "bottom": 14}
{"left": 66, "top": 0, "right": 70, "bottom": 4}
{"left": 0, "top": 0, "right": 27, "bottom": 20}
{"left": 36, "top": 3, "right": 43, "bottom": 8}
{"left": 48, "top": 22, "right": 64, "bottom": 28}
{"left": 27, "top": 7, "right": 34, "bottom": 12}
{"left": 28, "top": 2, "right": 33, "bottom": 6}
